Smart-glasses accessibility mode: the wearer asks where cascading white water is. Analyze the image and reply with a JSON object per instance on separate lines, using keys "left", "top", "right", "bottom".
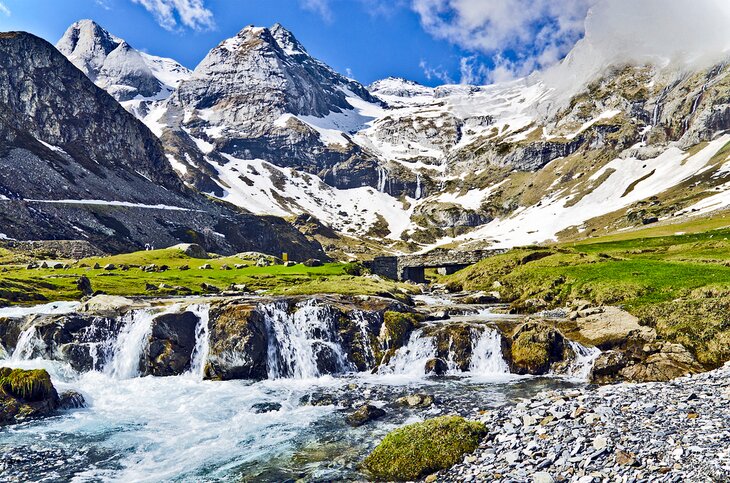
{"left": 187, "top": 304, "right": 211, "bottom": 378}
{"left": 414, "top": 173, "right": 422, "bottom": 199}
{"left": 103, "top": 309, "right": 156, "bottom": 379}
{"left": 376, "top": 166, "right": 388, "bottom": 193}
{"left": 261, "top": 300, "right": 352, "bottom": 379}
{"left": 381, "top": 329, "right": 436, "bottom": 375}
{"left": 468, "top": 327, "right": 510, "bottom": 375}
{"left": 351, "top": 310, "right": 376, "bottom": 367}
{"left": 565, "top": 340, "right": 601, "bottom": 380}
{"left": 12, "top": 326, "right": 44, "bottom": 361}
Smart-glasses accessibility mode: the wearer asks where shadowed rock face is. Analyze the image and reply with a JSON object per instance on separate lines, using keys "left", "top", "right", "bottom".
{"left": 0, "top": 31, "right": 324, "bottom": 259}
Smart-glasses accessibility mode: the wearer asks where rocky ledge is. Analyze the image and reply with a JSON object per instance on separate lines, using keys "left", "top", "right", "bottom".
{"left": 437, "top": 363, "right": 730, "bottom": 482}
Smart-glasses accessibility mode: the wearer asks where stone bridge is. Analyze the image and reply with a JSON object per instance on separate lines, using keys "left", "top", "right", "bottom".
{"left": 368, "top": 248, "right": 507, "bottom": 283}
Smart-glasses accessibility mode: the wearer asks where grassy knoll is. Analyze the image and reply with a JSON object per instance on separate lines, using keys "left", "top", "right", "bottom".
{"left": 0, "top": 247, "right": 416, "bottom": 306}
{"left": 443, "top": 227, "right": 730, "bottom": 367}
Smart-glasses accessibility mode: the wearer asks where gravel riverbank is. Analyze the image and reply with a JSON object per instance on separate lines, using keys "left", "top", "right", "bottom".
{"left": 440, "top": 364, "right": 730, "bottom": 482}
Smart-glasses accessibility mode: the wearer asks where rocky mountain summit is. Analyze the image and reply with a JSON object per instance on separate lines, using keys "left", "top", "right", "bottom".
{"left": 56, "top": 20, "right": 190, "bottom": 117}
{"left": 0, "top": 31, "right": 323, "bottom": 258}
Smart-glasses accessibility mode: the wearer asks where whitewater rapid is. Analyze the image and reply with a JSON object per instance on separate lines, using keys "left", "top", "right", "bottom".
{"left": 0, "top": 299, "right": 598, "bottom": 481}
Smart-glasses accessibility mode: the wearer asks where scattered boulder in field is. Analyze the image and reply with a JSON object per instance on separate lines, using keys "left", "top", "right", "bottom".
{"left": 172, "top": 243, "right": 209, "bottom": 259}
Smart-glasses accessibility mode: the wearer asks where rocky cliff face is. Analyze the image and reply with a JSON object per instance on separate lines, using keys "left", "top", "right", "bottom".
{"left": 0, "top": 31, "right": 323, "bottom": 259}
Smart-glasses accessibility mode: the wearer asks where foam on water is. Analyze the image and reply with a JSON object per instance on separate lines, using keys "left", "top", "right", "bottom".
{"left": 0, "top": 301, "right": 80, "bottom": 318}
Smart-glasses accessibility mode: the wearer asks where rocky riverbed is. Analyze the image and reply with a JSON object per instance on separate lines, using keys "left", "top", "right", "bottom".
{"left": 439, "top": 363, "right": 730, "bottom": 482}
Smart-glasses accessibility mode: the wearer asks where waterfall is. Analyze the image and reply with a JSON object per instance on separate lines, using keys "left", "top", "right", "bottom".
{"left": 187, "top": 304, "right": 210, "bottom": 378}
{"left": 104, "top": 309, "right": 156, "bottom": 379}
{"left": 11, "top": 326, "right": 44, "bottom": 361}
{"left": 468, "top": 328, "right": 509, "bottom": 375}
{"left": 565, "top": 340, "right": 601, "bottom": 381}
{"left": 414, "top": 173, "right": 422, "bottom": 199}
{"left": 652, "top": 86, "right": 670, "bottom": 127}
{"left": 351, "top": 310, "right": 376, "bottom": 368}
{"left": 261, "top": 300, "right": 352, "bottom": 379}
{"left": 683, "top": 83, "right": 708, "bottom": 133}
{"left": 380, "top": 330, "right": 436, "bottom": 375}
{"left": 377, "top": 167, "right": 388, "bottom": 193}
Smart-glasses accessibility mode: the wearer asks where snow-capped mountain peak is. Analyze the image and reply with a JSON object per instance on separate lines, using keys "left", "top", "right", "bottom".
{"left": 56, "top": 20, "right": 190, "bottom": 106}
{"left": 369, "top": 77, "right": 434, "bottom": 99}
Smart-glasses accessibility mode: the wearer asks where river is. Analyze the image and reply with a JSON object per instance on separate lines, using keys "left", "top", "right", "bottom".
{"left": 0, "top": 297, "right": 595, "bottom": 481}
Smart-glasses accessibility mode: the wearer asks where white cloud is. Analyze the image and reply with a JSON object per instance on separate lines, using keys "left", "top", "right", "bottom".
{"left": 299, "top": 0, "right": 333, "bottom": 22}
{"left": 0, "top": 2, "right": 10, "bottom": 16}
{"left": 411, "top": 0, "right": 595, "bottom": 82}
{"left": 132, "top": 0, "right": 214, "bottom": 31}
{"left": 419, "top": 59, "right": 453, "bottom": 84}
{"left": 543, "top": 0, "right": 730, "bottom": 105}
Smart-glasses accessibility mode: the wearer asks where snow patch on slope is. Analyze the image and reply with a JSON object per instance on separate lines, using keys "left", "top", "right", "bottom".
{"left": 442, "top": 135, "right": 730, "bottom": 248}
{"left": 211, "top": 155, "right": 412, "bottom": 239}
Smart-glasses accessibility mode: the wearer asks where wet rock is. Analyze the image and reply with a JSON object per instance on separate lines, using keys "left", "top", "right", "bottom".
{"left": 204, "top": 303, "right": 269, "bottom": 380}
{"left": 425, "top": 358, "right": 448, "bottom": 376}
{"left": 345, "top": 403, "right": 386, "bottom": 427}
{"left": 428, "top": 324, "right": 473, "bottom": 372}
{"left": 58, "top": 390, "right": 86, "bottom": 409}
{"left": 251, "top": 402, "right": 282, "bottom": 413}
{"left": 509, "top": 322, "right": 572, "bottom": 375}
{"left": 589, "top": 350, "right": 630, "bottom": 384}
{"left": 396, "top": 393, "right": 434, "bottom": 408}
{"left": 143, "top": 311, "right": 199, "bottom": 376}
{"left": 0, "top": 368, "right": 60, "bottom": 425}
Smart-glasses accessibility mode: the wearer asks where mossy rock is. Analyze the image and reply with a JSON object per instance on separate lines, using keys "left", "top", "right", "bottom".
{"left": 0, "top": 368, "right": 55, "bottom": 402}
{"left": 510, "top": 322, "right": 569, "bottom": 375}
{"left": 363, "top": 415, "right": 486, "bottom": 481}
{"left": 381, "top": 311, "right": 421, "bottom": 347}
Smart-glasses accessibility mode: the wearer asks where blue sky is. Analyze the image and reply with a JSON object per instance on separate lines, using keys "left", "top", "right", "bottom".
{"left": 0, "top": 0, "right": 594, "bottom": 86}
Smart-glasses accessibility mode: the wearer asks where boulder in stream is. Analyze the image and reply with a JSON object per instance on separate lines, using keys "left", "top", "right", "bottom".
{"left": 143, "top": 311, "right": 200, "bottom": 376}
{"left": 0, "top": 368, "right": 60, "bottom": 425}
{"left": 346, "top": 403, "right": 386, "bottom": 427}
